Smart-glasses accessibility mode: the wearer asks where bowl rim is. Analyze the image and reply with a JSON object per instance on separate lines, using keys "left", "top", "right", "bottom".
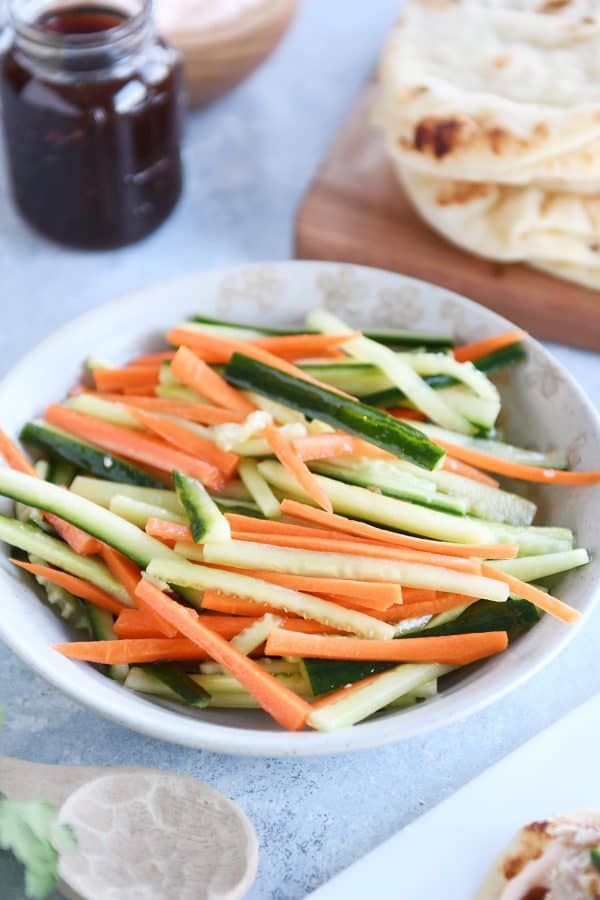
{"left": 0, "top": 260, "right": 598, "bottom": 757}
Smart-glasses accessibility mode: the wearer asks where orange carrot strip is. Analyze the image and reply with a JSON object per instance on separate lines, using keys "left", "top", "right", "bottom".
{"left": 0, "top": 427, "right": 101, "bottom": 555}
{"left": 231, "top": 530, "right": 482, "bottom": 574}
{"left": 135, "top": 579, "right": 311, "bottom": 730}
{"left": 166, "top": 329, "right": 355, "bottom": 399}
{"left": 44, "top": 405, "right": 225, "bottom": 492}
{"left": 127, "top": 351, "right": 175, "bottom": 366}
{"left": 454, "top": 330, "right": 526, "bottom": 364}
{"left": 480, "top": 564, "right": 581, "bottom": 624}
{"left": 93, "top": 366, "right": 160, "bottom": 393}
{"left": 56, "top": 638, "right": 212, "bottom": 664}
{"left": 96, "top": 394, "right": 246, "bottom": 424}
{"left": 387, "top": 408, "right": 427, "bottom": 422}
{"left": 443, "top": 456, "right": 500, "bottom": 488}
{"left": 224, "top": 513, "right": 366, "bottom": 543}
{"left": 264, "top": 426, "right": 333, "bottom": 513}
{"left": 206, "top": 568, "right": 401, "bottom": 610}
{"left": 280, "top": 499, "right": 519, "bottom": 560}
{"left": 128, "top": 408, "right": 239, "bottom": 477}
{"left": 101, "top": 546, "right": 177, "bottom": 638}
{"left": 12, "top": 560, "right": 125, "bottom": 616}
{"left": 293, "top": 433, "right": 397, "bottom": 462}
{"left": 120, "top": 384, "right": 162, "bottom": 396}
{"left": 431, "top": 438, "right": 600, "bottom": 486}
{"left": 316, "top": 592, "right": 474, "bottom": 622}
{"left": 201, "top": 590, "right": 294, "bottom": 618}
{"left": 114, "top": 608, "right": 179, "bottom": 639}
{"left": 170, "top": 346, "right": 255, "bottom": 414}
{"left": 249, "top": 333, "right": 359, "bottom": 357}
{"left": 403, "top": 588, "right": 437, "bottom": 604}
{"left": 264, "top": 628, "right": 508, "bottom": 665}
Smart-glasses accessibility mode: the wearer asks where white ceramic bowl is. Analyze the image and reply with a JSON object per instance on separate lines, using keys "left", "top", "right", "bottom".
{"left": 0, "top": 262, "right": 598, "bottom": 756}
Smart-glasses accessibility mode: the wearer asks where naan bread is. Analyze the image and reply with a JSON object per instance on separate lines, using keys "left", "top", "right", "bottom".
{"left": 374, "top": 0, "right": 600, "bottom": 183}
{"left": 530, "top": 258, "right": 600, "bottom": 288}
{"left": 475, "top": 811, "right": 600, "bottom": 899}
{"left": 400, "top": 167, "right": 600, "bottom": 266}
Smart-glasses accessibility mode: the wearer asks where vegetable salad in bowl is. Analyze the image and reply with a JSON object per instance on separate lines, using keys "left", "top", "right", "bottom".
{"left": 0, "top": 305, "right": 596, "bottom": 735}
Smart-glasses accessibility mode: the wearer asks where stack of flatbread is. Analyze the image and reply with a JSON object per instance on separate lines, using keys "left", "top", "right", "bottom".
{"left": 372, "top": 0, "right": 600, "bottom": 289}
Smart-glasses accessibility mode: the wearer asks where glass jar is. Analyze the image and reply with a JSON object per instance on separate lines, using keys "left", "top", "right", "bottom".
{"left": 1, "top": 0, "right": 185, "bottom": 249}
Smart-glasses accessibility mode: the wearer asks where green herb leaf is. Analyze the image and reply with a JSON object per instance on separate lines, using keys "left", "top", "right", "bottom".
{"left": 0, "top": 796, "right": 76, "bottom": 899}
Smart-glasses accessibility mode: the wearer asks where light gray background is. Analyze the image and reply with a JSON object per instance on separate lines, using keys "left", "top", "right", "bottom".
{"left": 0, "top": 1, "right": 598, "bottom": 897}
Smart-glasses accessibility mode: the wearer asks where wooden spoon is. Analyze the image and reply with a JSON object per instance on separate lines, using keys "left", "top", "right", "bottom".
{"left": 0, "top": 756, "right": 259, "bottom": 900}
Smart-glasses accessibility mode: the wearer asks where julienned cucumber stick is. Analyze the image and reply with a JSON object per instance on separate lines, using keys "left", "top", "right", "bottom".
{"left": 223, "top": 353, "right": 444, "bottom": 470}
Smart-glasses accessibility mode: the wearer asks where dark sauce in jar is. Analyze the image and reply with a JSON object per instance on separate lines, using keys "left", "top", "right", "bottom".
{"left": 1, "top": 2, "right": 184, "bottom": 249}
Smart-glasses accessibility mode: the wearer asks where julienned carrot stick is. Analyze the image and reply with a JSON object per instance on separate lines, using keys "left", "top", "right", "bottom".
{"left": 114, "top": 610, "right": 342, "bottom": 640}
{"left": 126, "top": 351, "right": 175, "bottom": 367}
{"left": 454, "top": 331, "right": 526, "bottom": 364}
{"left": 432, "top": 438, "right": 600, "bottom": 486}
{"left": 0, "top": 427, "right": 101, "bottom": 555}
{"left": 387, "top": 408, "right": 427, "bottom": 422}
{"left": 214, "top": 569, "right": 402, "bottom": 609}
{"left": 201, "top": 590, "right": 293, "bottom": 617}
{"left": 224, "top": 514, "right": 367, "bottom": 543}
{"left": 231, "top": 530, "right": 481, "bottom": 574}
{"left": 403, "top": 589, "right": 437, "bottom": 604}
{"left": 12, "top": 560, "right": 125, "bottom": 616}
{"left": 120, "top": 384, "right": 163, "bottom": 396}
{"left": 145, "top": 518, "right": 190, "bottom": 543}
{"left": 56, "top": 638, "right": 212, "bottom": 664}
{"left": 443, "top": 456, "right": 500, "bottom": 488}
{"left": 280, "top": 500, "right": 519, "bottom": 560}
{"left": 115, "top": 608, "right": 179, "bottom": 639}
{"left": 480, "top": 564, "right": 581, "bottom": 624}
{"left": 128, "top": 408, "right": 239, "bottom": 477}
{"left": 44, "top": 405, "right": 225, "bottom": 492}
{"left": 93, "top": 366, "right": 160, "bottom": 393}
{"left": 264, "top": 426, "right": 333, "bottom": 514}
{"left": 170, "top": 346, "right": 255, "bottom": 414}
{"left": 265, "top": 628, "right": 508, "bottom": 665}
{"left": 96, "top": 394, "right": 247, "bottom": 424}
{"left": 134, "top": 579, "right": 311, "bottom": 730}
{"left": 101, "top": 545, "right": 177, "bottom": 638}
{"left": 326, "top": 593, "right": 473, "bottom": 622}
{"left": 166, "top": 330, "right": 355, "bottom": 400}
{"left": 292, "top": 433, "right": 394, "bottom": 463}
{"left": 198, "top": 591, "right": 346, "bottom": 633}
{"left": 251, "top": 333, "right": 360, "bottom": 356}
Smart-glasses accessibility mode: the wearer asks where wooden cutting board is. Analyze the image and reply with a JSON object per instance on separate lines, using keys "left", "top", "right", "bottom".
{"left": 295, "top": 82, "right": 600, "bottom": 352}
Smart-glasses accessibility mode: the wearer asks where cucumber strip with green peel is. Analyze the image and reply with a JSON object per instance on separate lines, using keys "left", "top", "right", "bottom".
{"left": 303, "top": 343, "right": 526, "bottom": 404}
{"left": 197, "top": 658, "right": 300, "bottom": 675}
{"left": 410, "top": 422, "right": 569, "bottom": 470}
{"left": 432, "top": 386, "right": 501, "bottom": 430}
{"left": 398, "top": 352, "right": 500, "bottom": 403}
{"left": 173, "top": 470, "right": 230, "bottom": 543}
{"left": 212, "top": 497, "right": 264, "bottom": 518}
{"left": 483, "top": 521, "right": 574, "bottom": 557}
{"left": 186, "top": 315, "right": 455, "bottom": 349}
{"left": 230, "top": 614, "right": 283, "bottom": 655}
{"left": 66, "top": 395, "right": 142, "bottom": 429}
{"left": 0, "top": 518, "right": 130, "bottom": 603}
{"left": 199, "top": 539, "right": 510, "bottom": 602}
{"left": 87, "top": 605, "right": 128, "bottom": 682}
{"left": 246, "top": 393, "right": 309, "bottom": 426}
{"left": 109, "top": 495, "right": 187, "bottom": 528}
{"left": 21, "top": 420, "right": 165, "bottom": 488}
{"left": 423, "top": 605, "right": 471, "bottom": 630}
{"left": 393, "top": 459, "right": 537, "bottom": 526}
{"left": 47, "top": 458, "right": 77, "bottom": 487}
{"left": 223, "top": 354, "right": 445, "bottom": 470}
{"left": 308, "top": 663, "right": 452, "bottom": 731}
{"left": 139, "top": 664, "right": 210, "bottom": 707}
{"left": 307, "top": 310, "right": 473, "bottom": 434}
{"left": 307, "top": 460, "right": 469, "bottom": 515}
{"left": 0, "top": 470, "right": 177, "bottom": 568}
{"left": 591, "top": 848, "right": 600, "bottom": 875}
{"left": 70, "top": 477, "right": 182, "bottom": 512}
{"left": 146, "top": 558, "right": 395, "bottom": 639}
{"left": 310, "top": 458, "right": 436, "bottom": 500}
{"left": 490, "top": 549, "right": 590, "bottom": 582}
{"left": 302, "top": 600, "right": 537, "bottom": 696}
{"left": 25, "top": 553, "right": 89, "bottom": 631}
{"left": 238, "top": 459, "right": 281, "bottom": 518}
{"left": 257, "top": 461, "right": 496, "bottom": 543}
